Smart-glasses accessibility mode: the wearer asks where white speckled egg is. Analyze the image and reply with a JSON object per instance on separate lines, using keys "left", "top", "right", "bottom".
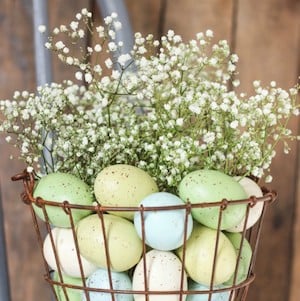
{"left": 82, "top": 268, "right": 133, "bottom": 301}
{"left": 178, "top": 169, "right": 247, "bottom": 230}
{"left": 76, "top": 214, "right": 142, "bottom": 272}
{"left": 52, "top": 271, "right": 84, "bottom": 301}
{"left": 186, "top": 281, "right": 232, "bottom": 301}
{"left": 176, "top": 223, "right": 236, "bottom": 286}
{"left": 43, "top": 227, "right": 97, "bottom": 278}
{"left": 134, "top": 192, "right": 193, "bottom": 250}
{"left": 132, "top": 249, "right": 187, "bottom": 301}
{"left": 94, "top": 164, "right": 158, "bottom": 220}
{"left": 33, "top": 172, "right": 93, "bottom": 227}
{"left": 226, "top": 177, "right": 264, "bottom": 232}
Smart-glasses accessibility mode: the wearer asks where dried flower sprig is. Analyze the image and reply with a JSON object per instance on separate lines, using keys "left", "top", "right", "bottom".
{"left": 0, "top": 9, "right": 299, "bottom": 191}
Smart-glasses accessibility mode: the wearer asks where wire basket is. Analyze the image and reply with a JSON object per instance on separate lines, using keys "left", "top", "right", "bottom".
{"left": 12, "top": 169, "right": 276, "bottom": 301}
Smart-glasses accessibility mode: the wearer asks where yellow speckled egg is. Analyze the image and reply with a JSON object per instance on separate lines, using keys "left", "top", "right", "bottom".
{"left": 76, "top": 214, "right": 143, "bottom": 272}
{"left": 176, "top": 223, "right": 237, "bottom": 286}
{"left": 94, "top": 164, "right": 158, "bottom": 220}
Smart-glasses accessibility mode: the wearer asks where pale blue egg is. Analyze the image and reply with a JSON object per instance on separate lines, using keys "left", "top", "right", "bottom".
{"left": 187, "top": 281, "right": 232, "bottom": 301}
{"left": 82, "top": 268, "right": 133, "bottom": 301}
{"left": 134, "top": 192, "right": 193, "bottom": 250}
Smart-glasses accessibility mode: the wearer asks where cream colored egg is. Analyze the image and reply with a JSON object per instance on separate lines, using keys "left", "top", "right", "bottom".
{"left": 94, "top": 164, "right": 158, "bottom": 220}
{"left": 43, "top": 227, "right": 97, "bottom": 278}
{"left": 176, "top": 223, "right": 236, "bottom": 286}
{"left": 227, "top": 177, "right": 264, "bottom": 232}
{"left": 132, "top": 250, "right": 187, "bottom": 301}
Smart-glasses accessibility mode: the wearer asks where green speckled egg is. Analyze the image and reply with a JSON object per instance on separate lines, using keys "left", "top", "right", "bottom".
{"left": 53, "top": 272, "right": 84, "bottom": 301}
{"left": 178, "top": 169, "right": 247, "bottom": 230}
{"left": 224, "top": 232, "right": 252, "bottom": 285}
{"left": 33, "top": 172, "right": 93, "bottom": 227}
{"left": 94, "top": 164, "right": 158, "bottom": 220}
{"left": 76, "top": 214, "right": 143, "bottom": 272}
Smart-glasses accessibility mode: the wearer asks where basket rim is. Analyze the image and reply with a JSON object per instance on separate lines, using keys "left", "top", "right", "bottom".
{"left": 47, "top": 271, "right": 256, "bottom": 295}
{"left": 11, "top": 169, "right": 277, "bottom": 212}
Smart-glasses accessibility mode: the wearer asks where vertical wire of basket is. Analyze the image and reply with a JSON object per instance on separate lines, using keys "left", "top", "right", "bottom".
{"left": 12, "top": 170, "right": 276, "bottom": 301}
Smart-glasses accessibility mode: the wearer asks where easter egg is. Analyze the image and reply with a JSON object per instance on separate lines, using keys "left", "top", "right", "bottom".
{"left": 33, "top": 172, "right": 93, "bottom": 227}
{"left": 134, "top": 192, "right": 193, "bottom": 250}
{"left": 52, "top": 271, "right": 84, "bottom": 301}
{"left": 82, "top": 268, "right": 133, "bottom": 301}
{"left": 186, "top": 281, "right": 232, "bottom": 301}
{"left": 176, "top": 223, "right": 236, "bottom": 286}
{"left": 94, "top": 164, "right": 158, "bottom": 220}
{"left": 43, "top": 227, "right": 97, "bottom": 278}
{"left": 224, "top": 232, "right": 252, "bottom": 285}
{"left": 76, "top": 214, "right": 142, "bottom": 271}
{"left": 132, "top": 250, "right": 187, "bottom": 301}
{"left": 227, "top": 177, "right": 264, "bottom": 232}
{"left": 178, "top": 169, "right": 247, "bottom": 230}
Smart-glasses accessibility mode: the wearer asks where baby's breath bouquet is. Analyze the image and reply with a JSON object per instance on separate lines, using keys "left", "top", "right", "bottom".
{"left": 0, "top": 9, "right": 299, "bottom": 191}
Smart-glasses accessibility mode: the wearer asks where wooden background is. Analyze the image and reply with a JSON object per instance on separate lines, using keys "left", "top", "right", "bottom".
{"left": 0, "top": 0, "right": 299, "bottom": 300}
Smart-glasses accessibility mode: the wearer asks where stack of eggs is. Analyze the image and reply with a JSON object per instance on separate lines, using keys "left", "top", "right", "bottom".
{"left": 33, "top": 164, "right": 264, "bottom": 301}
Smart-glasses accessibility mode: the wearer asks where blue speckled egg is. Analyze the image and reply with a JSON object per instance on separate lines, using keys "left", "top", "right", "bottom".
{"left": 82, "top": 268, "right": 133, "bottom": 301}
{"left": 187, "top": 281, "right": 232, "bottom": 301}
{"left": 178, "top": 169, "right": 247, "bottom": 230}
{"left": 134, "top": 192, "right": 193, "bottom": 250}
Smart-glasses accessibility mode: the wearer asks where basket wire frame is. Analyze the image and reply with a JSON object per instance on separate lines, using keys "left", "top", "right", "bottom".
{"left": 12, "top": 170, "right": 277, "bottom": 301}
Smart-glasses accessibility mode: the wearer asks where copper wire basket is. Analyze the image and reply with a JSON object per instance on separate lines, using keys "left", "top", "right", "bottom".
{"left": 12, "top": 170, "right": 277, "bottom": 301}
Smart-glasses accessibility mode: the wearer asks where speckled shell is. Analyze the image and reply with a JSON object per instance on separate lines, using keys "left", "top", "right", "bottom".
{"left": 33, "top": 172, "right": 94, "bottom": 227}
{"left": 76, "top": 214, "right": 143, "bottom": 272}
{"left": 82, "top": 269, "right": 133, "bottom": 301}
{"left": 178, "top": 170, "right": 248, "bottom": 230}
{"left": 94, "top": 164, "right": 158, "bottom": 220}
{"left": 52, "top": 272, "right": 85, "bottom": 301}
{"left": 187, "top": 281, "right": 231, "bottom": 301}
{"left": 224, "top": 232, "right": 252, "bottom": 285}
{"left": 43, "top": 227, "right": 97, "bottom": 278}
{"left": 134, "top": 192, "right": 193, "bottom": 250}
{"left": 176, "top": 223, "right": 237, "bottom": 286}
{"left": 132, "top": 249, "right": 187, "bottom": 301}
{"left": 227, "top": 177, "right": 264, "bottom": 232}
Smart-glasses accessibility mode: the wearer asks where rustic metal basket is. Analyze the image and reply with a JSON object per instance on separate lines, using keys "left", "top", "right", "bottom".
{"left": 12, "top": 170, "right": 276, "bottom": 301}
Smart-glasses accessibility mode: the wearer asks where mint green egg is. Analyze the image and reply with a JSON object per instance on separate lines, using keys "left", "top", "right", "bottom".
{"left": 224, "top": 232, "right": 252, "bottom": 285}
{"left": 33, "top": 172, "right": 94, "bottom": 227}
{"left": 178, "top": 170, "right": 247, "bottom": 230}
{"left": 53, "top": 272, "right": 84, "bottom": 301}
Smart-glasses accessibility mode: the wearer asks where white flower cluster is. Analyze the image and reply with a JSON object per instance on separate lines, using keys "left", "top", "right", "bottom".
{"left": 0, "top": 10, "right": 299, "bottom": 190}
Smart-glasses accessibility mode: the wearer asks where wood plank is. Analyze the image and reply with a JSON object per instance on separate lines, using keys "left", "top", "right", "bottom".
{"left": 0, "top": 1, "right": 46, "bottom": 301}
{"left": 125, "top": 0, "right": 163, "bottom": 37}
{"left": 234, "top": 0, "right": 299, "bottom": 300}
{"left": 290, "top": 100, "right": 300, "bottom": 301}
{"left": 0, "top": 1, "right": 90, "bottom": 301}
{"left": 164, "top": 0, "right": 234, "bottom": 42}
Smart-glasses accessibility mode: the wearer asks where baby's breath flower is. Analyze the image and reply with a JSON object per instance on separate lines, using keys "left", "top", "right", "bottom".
{"left": 75, "top": 71, "right": 83, "bottom": 81}
{"left": 0, "top": 11, "right": 299, "bottom": 190}
{"left": 38, "top": 25, "right": 46, "bottom": 33}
